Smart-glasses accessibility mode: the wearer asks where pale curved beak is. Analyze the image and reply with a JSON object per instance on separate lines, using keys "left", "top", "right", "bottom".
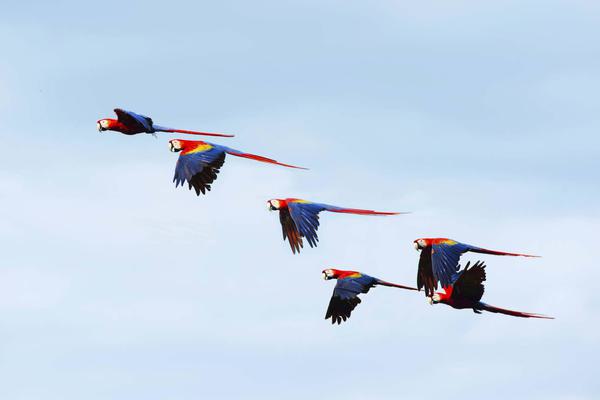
{"left": 322, "top": 273, "right": 328, "bottom": 280}
{"left": 413, "top": 242, "right": 420, "bottom": 251}
{"left": 97, "top": 123, "right": 102, "bottom": 132}
{"left": 427, "top": 297, "right": 433, "bottom": 305}
{"left": 169, "top": 142, "right": 176, "bottom": 152}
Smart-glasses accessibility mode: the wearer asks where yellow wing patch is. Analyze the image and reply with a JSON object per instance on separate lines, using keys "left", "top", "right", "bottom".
{"left": 184, "top": 143, "right": 213, "bottom": 155}
{"left": 291, "top": 199, "right": 311, "bottom": 204}
{"left": 441, "top": 239, "right": 457, "bottom": 246}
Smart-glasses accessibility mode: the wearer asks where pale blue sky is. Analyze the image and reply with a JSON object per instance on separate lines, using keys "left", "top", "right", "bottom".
{"left": 0, "top": 1, "right": 598, "bottom": 399}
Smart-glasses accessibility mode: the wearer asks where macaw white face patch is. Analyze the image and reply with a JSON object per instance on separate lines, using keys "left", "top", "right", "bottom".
{"left": 169, "top": 140, "right": 182, "bottom": 152}
{"left": 267, "top": 199, "right": 280, "bottom": 210}
{"left": 322, "top": 269, "right": 334, "bottom": 280}
{"left": 414, "top": 239, "right": 426, "bottom": 250}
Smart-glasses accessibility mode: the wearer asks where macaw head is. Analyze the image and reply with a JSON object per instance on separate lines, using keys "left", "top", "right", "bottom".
{"left": 267, "top": 199, "right": 282, "bottom": 211}
{"left": 322, "top": 269, "right": 336, "bottom": 280}
{"left": 96, "top": 119, "right": 113, "bottom": 132}
{"left": 169, "top": 139, "right": 183, "bottom": 152}
{"left": 413, "top": 238, "right": 427, "bottom": 251}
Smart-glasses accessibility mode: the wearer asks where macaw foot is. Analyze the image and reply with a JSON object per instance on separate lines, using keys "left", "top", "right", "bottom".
{"left": 473, "top": 309, "right": 482, "bottom": 314}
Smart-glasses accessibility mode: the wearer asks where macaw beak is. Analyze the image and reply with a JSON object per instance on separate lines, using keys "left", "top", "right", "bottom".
{"left": 97, "top": 123, "right": 102, "bottom": 132}
{"left": 413, "top": 242, "right": 420, "bottom": 251}
{"left": 322, "top": 272, "right": 328, "bottom": 280}
{"left": 169, "top": 142, "right": 179, "bottom": 152}
{"left": 427, "top": 297, "right": 433, "bottom": 305}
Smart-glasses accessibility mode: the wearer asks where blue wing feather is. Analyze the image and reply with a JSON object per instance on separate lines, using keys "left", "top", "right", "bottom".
{"left": 325, "top": 274, "right": 379, "bottom": 324}
{"left": 287, "top": 202, "right": 329, "bottom": 248}
{"left": 333, "top": 275, "right": 377, "bottom": 298}
{"left": 431, "top": 242, "right": 476, "bottom": 287}
{"left": 173, "top": 145, "right": 227, "bottom": 190}
{"left": 115, "top": 109, "right": 154, "bottom": 132}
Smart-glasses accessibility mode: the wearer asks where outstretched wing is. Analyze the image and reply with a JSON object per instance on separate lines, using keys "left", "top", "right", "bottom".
{"left": 325, "top": 274, "right": 377, "bottom": 325}
{"left": 451, "top": 261, "right": 486, "bottom": 302}
{"left": 287, "top": 201, "right": 328, "bottom": 249}
{"left": 417, "top": 246, "right": 437, "bottom": 296}
{"left": 173, "top": 143, "right": 227, "bottom": 195}
{"left": 279, "top": 208, "right": 303, "bottom": 254}
{"left": 430, "top": 240, "right": 473, "bottom": 290}
{"left": 114, "top": 108, "right": 153, "bottom": 131}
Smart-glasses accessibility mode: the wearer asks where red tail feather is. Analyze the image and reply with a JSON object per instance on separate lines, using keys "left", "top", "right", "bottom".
{"left": 163, "top": 128, "right": 234, "bottom": 137}
{"left": 473, "top": 247, "right": 540, "bottom": 258}
{"left": 227, "top": 151, "right": 308, "bottom": 169}
{"left": 377, "top": 280, "right": 418, "bottom": 291}
{"left": 481, "top": 303, "right": 553, "bottom": 319}
{"left": 330, "top": 208, "right": 407, "bottom": 216}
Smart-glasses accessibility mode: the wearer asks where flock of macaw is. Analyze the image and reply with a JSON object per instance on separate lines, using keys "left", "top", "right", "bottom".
{"left": 98, "top": 108, "right": 553, "bottom": 325}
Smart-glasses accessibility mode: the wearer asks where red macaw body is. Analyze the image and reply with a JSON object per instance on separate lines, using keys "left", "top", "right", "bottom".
{"left": 429, "top": 261, "right": 553, "bottom": 319}
{"left": 268, "top": 198, "right": 405, "bottom": 254}
{"left": 97, "top": 108, "right": 234, "bottom": 137}
{"left": 413, "top": 237, "right": 538, "bottom": 297}
{"left": 322, "top": 268, "right": 417, "bottom": 324}
{"left": 169, "top": 139, "right": 306, "bottom": 196}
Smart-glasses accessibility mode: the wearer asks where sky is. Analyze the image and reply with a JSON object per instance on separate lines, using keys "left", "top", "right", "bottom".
{"left": 0, "top": 1, "right": 599, "bottom": 399}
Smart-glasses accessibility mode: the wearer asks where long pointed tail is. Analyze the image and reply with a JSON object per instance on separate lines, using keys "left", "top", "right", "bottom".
{"left": 470, "top": 246, "right": 540, "bottom": 258}
{"left": 376, "top": 279, "right": 418, "bottom": 291}
{"left": 224, "top": 148, "right": 308, "bottom": 169}
{"left": 155, "top": 126, "right": 234, "bottom": 137}
{"left": 328, "top": 208, "right": 408, "bottom": 216}
{"left": 478, "top": 302, "right": 553, "bottom": 319}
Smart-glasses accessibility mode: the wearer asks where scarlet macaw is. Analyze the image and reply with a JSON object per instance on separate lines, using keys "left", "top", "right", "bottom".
{"left": 413, "top": 238, "right": 538, "bottom": 297}
{"left": 267, "top": 198, "right": 405, "bottom": 254}
{"left": 428, "top": 261, "right": 553, "bottom": 319}
{"left": 169, "top": 139, "right": 306, "bottom": 196}
{"left": 322, "top": 268, "right": 417, "bottom": 325}
{"left": 97, "top": 108, "right": 233, "bottom": 137}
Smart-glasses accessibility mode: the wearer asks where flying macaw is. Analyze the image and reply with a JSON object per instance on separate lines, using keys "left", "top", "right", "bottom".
{"left": 169, "top": 139, "right": 306, "bottom": 196}
{"left": 427, "top": 261, "right": 553, "bottom": 319}
{"left": 97, "top": 108, "right": 234, "bottom": 137}
{"left": 413, "top": 238, "right": 538, "bottom": 297}
{"left": 267, "top": 198, "right": 405, "bottom": 254}
{"left": 322, "top": 268, "right": 417, "bottom": 325}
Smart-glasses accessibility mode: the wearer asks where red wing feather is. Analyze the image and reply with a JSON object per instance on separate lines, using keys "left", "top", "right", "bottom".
{"left": 279, "top": 208, "right": 303, "bottom": 254}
